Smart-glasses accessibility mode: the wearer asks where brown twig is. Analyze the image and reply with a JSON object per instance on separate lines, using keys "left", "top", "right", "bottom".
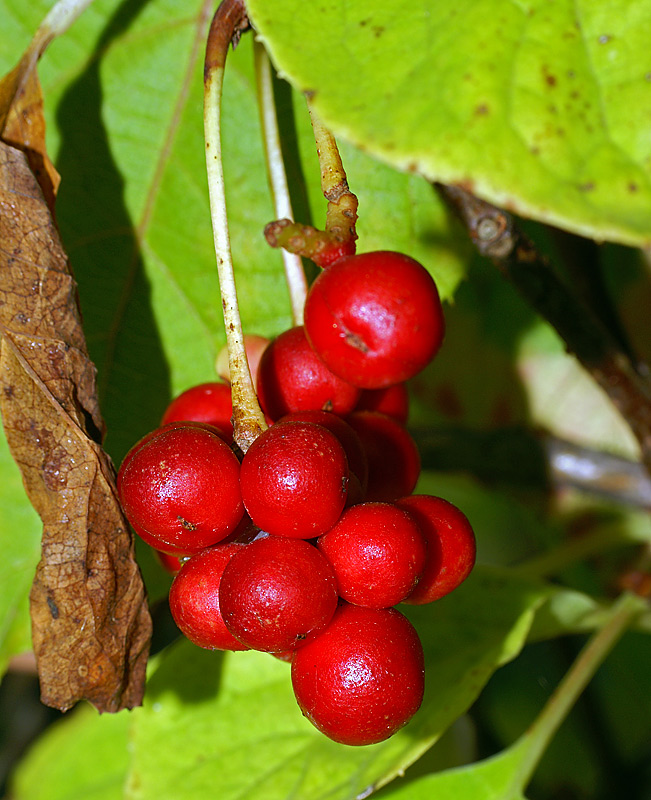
{"left": 437, "top": 183, "right": 651, "bottom": 475}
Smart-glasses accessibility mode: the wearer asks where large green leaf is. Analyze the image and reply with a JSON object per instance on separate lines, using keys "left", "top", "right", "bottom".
{"left": 247, "top": 0, "right": 651, "bottom": 247}
{"left": 12, "top": 704, "right": 131, "bottom": 800}
{"left": 0, "top": 0, "right": 471, "bottom": 670}
{"left": 380, "top": 739, "right": 531, "bottom": 800}
{"left": 31, "top": 0, "right": 470, "bottom": 464}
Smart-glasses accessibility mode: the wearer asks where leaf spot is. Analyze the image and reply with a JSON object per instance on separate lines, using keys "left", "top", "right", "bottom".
{"left": 47, "top": 595, "right": 59, "bottom": 619}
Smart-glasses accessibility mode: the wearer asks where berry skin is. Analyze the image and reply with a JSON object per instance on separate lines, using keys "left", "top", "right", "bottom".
{"left": 169, "top": 544, "right": 249, "bottom": 651}
{"left": 219, "top": 536, "right": 338, "bottom": 653}
{"left": 256, "top": 326, "right": 360, "bottom": 421}
{"left": 346, "top": 411, "right": 420, "bottom": 502}
{"left": 240, "top": 420, "right": 349, "bottom": 538}
{"left": 278, "top": 410, "right": 368, "bottom": 497}
{"left": 161, "top": 382, "right": 233, "bottom": 441}
{"left": 153, "top": 548, "right": 188, "bottom": 575}
{"left": 395, "top": 495, "right": 476, "bottom": 604}
{"left": 291, "top": 603, "right": 425, "bottom": 746}
{"left": 304, "top": 251, "right": 445, "bottom": 389}
{"left": 118, "top": 424, "right": 244, "bottom": 554}
{"left": 356, "top": 383, "right": 409, "bottom": 424}
{"left": 317, "top": 502, "right": 426, "bottom": 608}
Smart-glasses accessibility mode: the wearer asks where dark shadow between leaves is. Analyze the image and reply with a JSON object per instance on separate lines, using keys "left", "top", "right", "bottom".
{"left": 145, "top": 636, "right": 225, "bottom": 707}
{"left": 54, "top": 0, "right": 171, "bottom": 466}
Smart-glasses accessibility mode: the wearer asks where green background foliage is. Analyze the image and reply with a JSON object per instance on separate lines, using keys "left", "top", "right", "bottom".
{"left": 1, "top": 0, "right": 650, "bottom": 798}
{"left": 248, "top": 0, "right": 651, "bottom": 247}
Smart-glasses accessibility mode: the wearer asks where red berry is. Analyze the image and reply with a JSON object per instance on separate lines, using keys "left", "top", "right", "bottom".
{"left": 278, "top": 410, "right": 368, "bottom": 497}
{"left": 346, "top": 411, "right": 420, "bottom": 502}
{"left": 118, "top": 424, "right": 244, "bottom": 554}
{"left": 313, "top": 238, "right": 356, "bottom": 268}
{"left": 317, "top": 502, "right": 427, "bottom": 608}
{"left": 395, "top": 495, "right": 476, "bottom": 604}
{"left": 240, "top": 421, "right": 349, "bottom": 538}
{"left": 153, "top": 548, "right": 188, "bottom": 575}
{"left": 356, "top": 383, "right": 409, "bottom": 423}
{"left": 219, "top": 536, "right": 338, "bottom": 652}
{"left": 256, "top": 326, "right": 360, "bottom": 421}
{"left": 117, "top": 421, "right": 222, "bottom": 497}
{"left": 291, "top": 603, "right": 425, "bottom": 745}
{"left": 161, "top": 382, "right": 233, "bottom": 440}
{"left": 169, "top": 544, "right": 249, "bottom": 651}
{"left": 304, "top": 251, "right": 445, "bottom": 389}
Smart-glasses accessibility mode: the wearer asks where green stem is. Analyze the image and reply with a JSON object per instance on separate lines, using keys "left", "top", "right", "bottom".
{"left": 253, "top": 40, "right": 307, "bottom": 326}
{"left": 204, "top": 0, "right": 267, "bottom": 452}
{"left": 513, "top": 592, "right": 644, "bottom": 792}
{"left": 306, "top": 101, "right": 358, "bottom": 243}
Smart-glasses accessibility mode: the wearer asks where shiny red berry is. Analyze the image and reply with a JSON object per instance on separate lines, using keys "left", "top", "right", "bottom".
{"left": 291, "top": 603, "right": 425, "bottom": 745}
{"left": 346, "top": 411, "right": 420, "bottom": 502}
{"left": 153, "top": 548, "right": 188, "bottom": 575}
{"left": 317, "top": 502, "right": 426, "bottom": 607}
{"left": 161, "top": 382, "right": 233, "bottom": 440}
{"left": 219, "top": 536, "right": 338, "bottom": 652}
{"left": 256, "top": 326, "right": 360, "bottom": 421}
{"left": 278, "top": 410, "right": 368, "bottom": 498}
{"left": 304, "top": 251, "right": 445, "bottom": 389}
{"left": 356, "top": 383, "right": 409, "bottom": 423}
{"left": 396, "top": 494, "right": 476, "bottom": 604}
{"left": 118, "top": 424, "right": 244, "bottom": 554}
{"left": 169, "top": 544, "right": 249, "bottom": 651}
{"left": 240, "top": 421, "right": 348, "bottom": 538}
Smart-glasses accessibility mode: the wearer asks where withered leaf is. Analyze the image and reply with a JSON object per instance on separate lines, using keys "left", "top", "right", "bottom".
{"left": 0, "top": 140, "right": 151, "bottom": 712}
{"left": 0, "top": 32, "right": 60, "bottom": 208}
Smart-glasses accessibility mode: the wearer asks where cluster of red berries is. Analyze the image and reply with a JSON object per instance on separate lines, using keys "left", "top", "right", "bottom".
{"left": 117, "top": 250, "right": 476, "bottom": 746}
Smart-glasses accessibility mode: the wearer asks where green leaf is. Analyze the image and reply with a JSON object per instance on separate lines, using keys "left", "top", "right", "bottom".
{"left": 29, "top": 2, "right": 470, "bottom": 464}
{"left": 0, "top": 0, "right": 471, "bottom": 654}
{"left": 379, "top": 739, "right": 531, "bottom": 800}
{"left": 0, "top": 422, "right": 41, "bottom": 676}
{"left": 247, "top": 0, "right": 651, "bottom": 247}
{"left": 12, "top": 704, "right": 130, "bottom": 800}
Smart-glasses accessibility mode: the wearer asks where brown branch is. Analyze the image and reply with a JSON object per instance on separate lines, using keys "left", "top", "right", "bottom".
{"left": 437, "top": 183, "right": 651, "bottom": 475}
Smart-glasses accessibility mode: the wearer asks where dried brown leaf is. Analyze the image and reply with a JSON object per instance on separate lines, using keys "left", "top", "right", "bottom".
{"left": 0, "top": 139, "right": 151, "bottom": 712}
{"left": 0, "top": 35, "right": 60, "bottom": 206}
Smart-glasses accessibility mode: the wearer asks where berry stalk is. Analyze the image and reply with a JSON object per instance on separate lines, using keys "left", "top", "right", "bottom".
{"left": 307, "top": 103, "right": 358, "bottom": 247}
{"left": 204, "top": 0, "right": 267, "bottom": 452}
{"left": 264, "top": 103, "right": 358, "bottom": 268}
{"left": 253, "top": 40, "right": 307, "bottom": 325}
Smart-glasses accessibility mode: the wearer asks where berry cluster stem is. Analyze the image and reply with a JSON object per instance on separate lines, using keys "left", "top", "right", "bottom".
{"left": 264, "top": 103, "right": 358, "bottom": 268}
{"left": 253, "top": 40, "right": 307, "bottom": 325}
{"left": 307, "top": 103, "right": 358, "bottom": 244}
{"left": 204, "top": 0, "right": 267, "bottom": 452}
